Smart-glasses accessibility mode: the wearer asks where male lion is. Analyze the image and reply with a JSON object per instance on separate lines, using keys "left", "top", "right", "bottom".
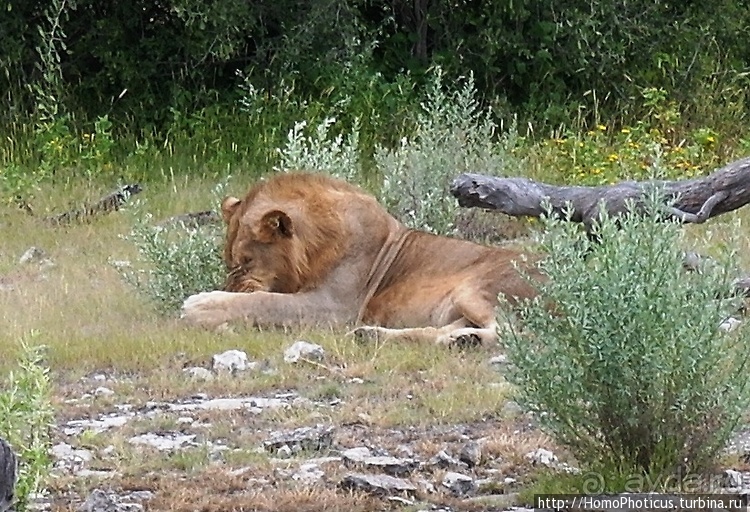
{"left": 181, "top": 173, "right": 541, "bottom": 345}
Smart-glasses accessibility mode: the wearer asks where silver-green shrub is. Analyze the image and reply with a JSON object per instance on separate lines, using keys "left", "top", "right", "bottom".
{"left": 375, "top": 67, "right": 522, "bottom": 235}
{"left": 0, "top": 341, "right": 53, "bottom": 512}
{"left": 275, "top": 116, "right": 361, "bottom": 183}
{"left": 118, "top": 215, "right": 225, "bottom": 313}
{"left": 502, "top": 191, "right": 750, "bottom": 476}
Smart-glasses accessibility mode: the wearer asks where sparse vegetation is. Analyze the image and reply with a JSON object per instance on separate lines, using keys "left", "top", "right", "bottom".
{"left": 0, "top": 341, "right": 53, "bottom": 512}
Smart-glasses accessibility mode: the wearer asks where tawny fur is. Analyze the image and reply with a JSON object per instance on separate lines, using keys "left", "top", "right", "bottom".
{"left": 181, "top": 173, "right": 542, "bottom": 345}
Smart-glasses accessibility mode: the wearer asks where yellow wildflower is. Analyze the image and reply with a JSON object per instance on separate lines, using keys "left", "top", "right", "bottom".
{"left": 597, "top": 124, "right": 606, "bottom": 131}
{"left": 607, "top": 154, "right": 619, "bottom": 162}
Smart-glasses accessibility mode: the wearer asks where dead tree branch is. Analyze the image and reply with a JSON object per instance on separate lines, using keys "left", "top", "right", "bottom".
{"left": 450, "top": 156, "right": 750, "bottom": 228}
{"left": 44, "top": 183, "right": 142, "bottom": 226}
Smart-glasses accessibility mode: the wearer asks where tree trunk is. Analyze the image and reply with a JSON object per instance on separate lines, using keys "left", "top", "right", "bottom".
{"left": 450, "top": 156, "right": 750, "bottom": 229}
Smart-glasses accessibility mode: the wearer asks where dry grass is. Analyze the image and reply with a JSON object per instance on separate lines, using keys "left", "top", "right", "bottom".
{"left": 4, "top": 176, "right": 750, "bottom": 511}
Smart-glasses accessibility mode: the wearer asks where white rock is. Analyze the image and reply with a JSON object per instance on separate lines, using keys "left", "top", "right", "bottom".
{"left": 51, "top": 443, "right": 93, "bottom": 464}
{"left": 284, "top": 341, "right": 325, "bottom": 363}
{"left": 276, "top": 445, "right": 292, "bottom": 458}
{"left": 212, "top": 349, "right": 251, "bottom": 373}
{"left": 292, "top": 462, "right": 325, "bottom": 485}
{"left": 128, "top": 433, "right": 196, "bottom": 451}
{"left": 720, "top": 318, "right": 742, "bottom": 333}
{"left": 94, "top": 387, "right": 115, "bottom": 397}
{"left": 183, "top": 367, "right": 214, "bottom": 381}
{"left": 525, "top": 448, "right": 558, "bottom": 466}
{"left": 19, "top": 247, "right": 46, "bottom": 265}
{"left": 488, "top": 354, "right": 508, "bottom": 365}
{"left": 724, "top": 469, "right": 743, "bottom": 488}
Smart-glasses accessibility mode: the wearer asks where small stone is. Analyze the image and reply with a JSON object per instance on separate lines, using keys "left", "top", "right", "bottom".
{"left": 525, "top": 448, "right": 558, "bottom": 466}
{"left": 212, "top": 349, "right": 252, "bottom": 373}
{"left": 284, "top": 341, "right": 325, "bottom": 363}
{"left": 51, "top": 443, "right": 93, "bottom": 465}
{"left": 94, "top": 387, "right": 115, "bottom": 397}
{"left": 182, "top": 367, "right": 214, "bottom": 382}
{"left": 458, "top": 441, "right": 483, "bottom": 467}
{"left": 339, "top": 473, "right": 417, "bottom": 497}
{"left": 19, "top": 247, "right": 46, "bottom": 265}
{"left": 442, "top": 471, "right": 475, "bottom": 496}
{"left": 720, "top": 318, "right": 742, "bottom": 333}
{"left": 488, "top": 354, "right": 508, "bottom": 365}
{"left": 427, "top": 449, "right": 465, "bottom": 469}
{"left": 724, "top": 469, "right": 743, "bottom": 488}
{"left": 276, "top": 445, "right": 292, "bottom": 458}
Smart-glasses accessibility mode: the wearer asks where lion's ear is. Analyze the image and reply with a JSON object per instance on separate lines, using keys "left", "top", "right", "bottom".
{"left": 221, "top": 196, "right": 242, "bottom": 223}
{"left": 258, "top": 210, "right": 294, "bottom": 242}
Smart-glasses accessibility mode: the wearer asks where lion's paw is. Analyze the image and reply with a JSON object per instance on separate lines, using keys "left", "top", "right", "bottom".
{"left": 445, "top": 329, "right": 483, "bottom": 350}
{"left": 181, "top": 291, "right": 237, "bottom": 329}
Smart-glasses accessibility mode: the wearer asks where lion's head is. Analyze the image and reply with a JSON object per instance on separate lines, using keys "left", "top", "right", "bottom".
{"left": 220, "top": 174, "right": 352, "bottom": 293}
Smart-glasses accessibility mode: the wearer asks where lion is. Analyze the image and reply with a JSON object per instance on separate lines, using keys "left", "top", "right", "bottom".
{"left": 181, "top": 173, "right": 542, "bottom": 345}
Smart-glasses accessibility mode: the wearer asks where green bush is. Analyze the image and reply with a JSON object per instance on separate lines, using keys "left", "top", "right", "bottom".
{"left": 0, "top": 341, "right": 53, "bottom": 512}
{"left": 502, "top": 190, "right": 750, "bottom": 478}
{"left": 375, "top": 67, "right": 523, "bottom": 235}
{"left": 117, "top": 200, "right": 225, "bottom": 313}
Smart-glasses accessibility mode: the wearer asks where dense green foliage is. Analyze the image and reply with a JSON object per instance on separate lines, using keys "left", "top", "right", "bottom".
{"left": 502, "top": 194, "right": 750, "bottom": 478}
{"left": 1, "top": 0, "right": 749, "bottom": 191}
{"left": 4, "top": 0, "right": 749, "bottom": 127}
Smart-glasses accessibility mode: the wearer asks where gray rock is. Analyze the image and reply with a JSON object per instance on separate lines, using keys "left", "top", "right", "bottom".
{"left": 339, "top": 473, "right": 417, "bottom": 497}
{"left": 212, "top": 349, "right": 255, "bottom": 373}
{"left": 263, "top": 425, "right": 334, "bottom": 454}
{"left": 341, "top": 447, "right": 371, "bottom": 460}
{"left": 51, "top": 443, "right": 93, "bottom": 466}
{"left": 182, "top": 367, "right": 214, "bottom": 382}
{"left": 442, "top": 471, "right": 475, "bottom": 496}
{"left": 458, "top": 441, "right": 483, "bottom": 467}
{"left": 63, "top": 415, "right": 132, "bottom": 436}
{"left": 342, "top": 450, "right": 418, "bottom": 477}
{"left": 292, "top": 462, "right": 325, "bottom": 485}
{"left": 427, "top": 449, "right": 466, "bottom": 469}
{"left": 170, "top": 397, "right": 289, "bottom": 412}
{"left": 284, "top": 341, "right": 325, "bottom": 363}
{"left": 77, "top": 489, "right": 143, "bottom": 512}
{"left": 128, "top": 433, "right": 196, "bottom": 451}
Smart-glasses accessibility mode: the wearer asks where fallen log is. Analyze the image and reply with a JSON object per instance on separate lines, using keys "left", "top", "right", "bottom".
{"left": 44, "top": 183, "right": 142, "bottom": 225}
{"left": 450, "top": 156, "right": 750, "bottom": 228}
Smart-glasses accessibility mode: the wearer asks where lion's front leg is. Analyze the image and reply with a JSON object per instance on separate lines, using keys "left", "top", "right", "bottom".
{"left": 181, "top": 290, "right": 352, "bottom": 329}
